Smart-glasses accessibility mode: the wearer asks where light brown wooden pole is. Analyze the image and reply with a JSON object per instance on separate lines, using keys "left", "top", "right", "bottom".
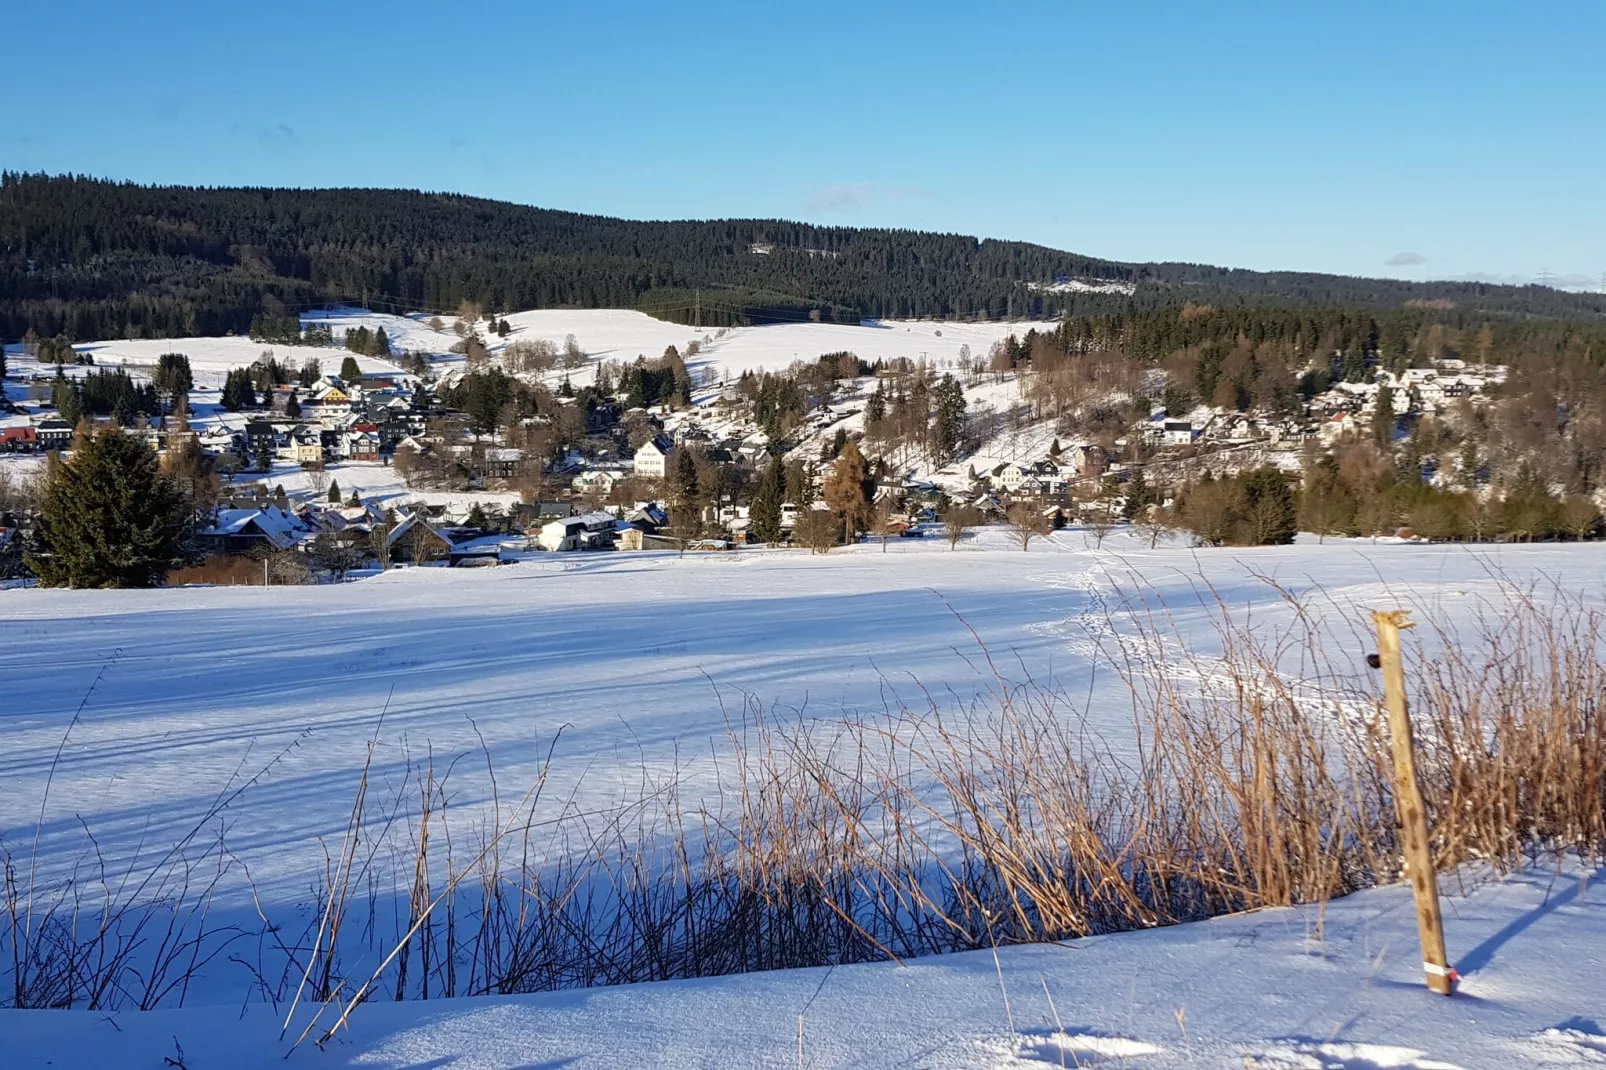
{"left": 1373, "top": 609, "right": 1454, "bottom": 996}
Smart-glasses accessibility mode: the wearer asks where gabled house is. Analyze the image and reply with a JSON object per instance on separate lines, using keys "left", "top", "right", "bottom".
{"left": 483, "top": 447, "right": 523, "bottom": 480}
{"left": 537, "top": 511, "right": 618, "bottom": 552}
{"left": 513, "top": 500, "right": 576, "bottom": 532}
{"left": 35, "top": 419, "right": 74, "bottom": 451}
{"left": 283, "top": 426, "right": 324, "bottom": 464}
{"left": 632, "top": 434, "right": 676, "bottom": 479}
{"left": 1, "top": 427, "right": 38, "bottom": 452}
{"left": 196, "top": 505, "right": 310, "bottom": 555}
{"left": 341, "top": 425, "right": 381, "bottom": 462}
{"left": 386, "top": 511, "right": 456, "bottom": 563}
{"left": 1161, "top": 421, "right": 1197, "bottom": 447}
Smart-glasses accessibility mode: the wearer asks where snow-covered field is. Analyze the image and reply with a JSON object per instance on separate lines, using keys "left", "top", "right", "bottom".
{"left": 10, "top": 308, "right": 1050, "bottom": 391}
{"left": 7, "top": 857, "right": 1602, "bottom": 1068}
{"left": 4, "top": 537, "right": 1604, "bottom": 1067}
{"left": 5, "top": 535, "right": 1603, "bottom": 898}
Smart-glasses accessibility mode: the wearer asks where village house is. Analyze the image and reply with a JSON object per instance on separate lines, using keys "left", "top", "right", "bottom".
{"left": 483, "top": 447, "right": 523, "bottom": 480}
{"left": 34, "top": 419, "right": 74, "bottom": 451}
{"left": 537, "top": 511, "right": 618, "bottom": 552}
{"left": 196, "top": 505, "right": 310, "bottom": 556}
{"left": 632, "top": 434, "right": 675, "bottom": 479}
{"left": 284, "top": 426, "right": 325, "bottom": 464}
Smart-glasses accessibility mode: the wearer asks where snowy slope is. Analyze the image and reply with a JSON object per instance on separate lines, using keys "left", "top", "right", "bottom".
{"left": 7, "top": 309, "right": 1049, "bottom": 391}
{"left": 4, "top": 537, "right": 1603, "bottom": 903}
{"left": 4, "top": 857, "right": 1601, "bottom": 1068}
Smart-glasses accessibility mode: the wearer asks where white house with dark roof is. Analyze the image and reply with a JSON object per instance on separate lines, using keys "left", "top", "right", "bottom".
{"left": 632, "top": 435, "right": 676, "bottom": 479}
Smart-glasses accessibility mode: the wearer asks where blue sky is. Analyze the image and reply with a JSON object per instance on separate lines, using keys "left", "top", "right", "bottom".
{"left": 4, "top": 1, "right": 1601, "bottom": 286}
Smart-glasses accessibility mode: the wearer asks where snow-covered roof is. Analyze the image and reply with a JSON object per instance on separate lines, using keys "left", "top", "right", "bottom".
{"left": 199, "top": 506, "right": 307, "bottom": 550}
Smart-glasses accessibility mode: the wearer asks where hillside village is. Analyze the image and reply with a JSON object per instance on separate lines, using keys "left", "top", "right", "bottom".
{"left": 0, "top": 309, "right": 1528, "bottom": 578}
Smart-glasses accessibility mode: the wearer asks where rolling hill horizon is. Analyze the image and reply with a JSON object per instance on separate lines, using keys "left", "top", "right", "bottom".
{"left": 3, "top": 172, "right": 1603, "bottom": 342}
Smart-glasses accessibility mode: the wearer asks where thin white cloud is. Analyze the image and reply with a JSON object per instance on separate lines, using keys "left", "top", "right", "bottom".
{"left": 805, "top": 182, "right": 876, "bottom": 213}
{"left": 1385, "top": 251, "right": 1426, "bottom": 266}
{"left": 803, "top": 182, "right": 934, "bottom": 215}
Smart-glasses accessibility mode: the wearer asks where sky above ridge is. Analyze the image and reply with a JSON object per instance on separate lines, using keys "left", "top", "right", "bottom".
{"left": 4, "top": 0, "right": 1601, "bottom": 288}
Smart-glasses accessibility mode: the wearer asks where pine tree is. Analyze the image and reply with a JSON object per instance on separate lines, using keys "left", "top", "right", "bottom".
{"left": 1372, "top": 383, "right": 1395, "bottom": 446}
{"left": 26, "top": 424, "right": 192, "bottom": 587}
{"left": 1122, "top": 471, "right": 1150, "bottom": 520}
{"left": 750, "top": 456, "right": 784, "bottom": 542}
{"left": 328, "top": 479, "right": 341, "bottom": 504}
{"left": 465, "top": 503, "right": 489, "bottom": 530}
{"left": 373, "top": 327, "right": 391, "bottom": 356}
{"left": 676, "top": 448, "right": 700, "bottom": 501}
{"left": 221, "top": 368, "right": 257, "bottom": 411}
{"left": 931, "top": 373, "right": 967, "bottom": 465}
{"left": 52, "top": 373, "right": 83, "bottom": 426}
{"left": 340, "top": 356, "right": 362, "bottom": 382}
{"left": 285, "top": 391, "right": 302, "bottom": 419}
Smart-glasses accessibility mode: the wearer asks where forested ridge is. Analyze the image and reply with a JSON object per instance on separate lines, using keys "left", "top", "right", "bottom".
{"left": 3, "top": 172, "right": 1604, "bottom": 342}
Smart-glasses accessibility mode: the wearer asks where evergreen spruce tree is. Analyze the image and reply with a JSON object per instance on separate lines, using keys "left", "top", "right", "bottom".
{"left": 750, "top": 456, "right": 784, "bottom": 542}
{"left": 328, "top": 479, "right": 341, "bottom": 503}
{"left": 26, "top": 424, "right": 192, "bottom": 588}
{"left": 676, "top": 449, "right": 700, "bottom": 502}
{"left": 52, "top": 373, "right": 83, "bottom": 426}
{"left": 931, "top": 373, "right": 967, "bottom": 465}
{"left": 285, "top": 391, "right": 302, "bottom": 419}
{"left": 1122, "top": 470, "right": 1150, "bottom": 520}
{"left": 865, "top": 383, "right": 887, "bottom": 424}
{"left": 1372, "top": 383, "right": 1396, "bottom": 446}
{"left": 340, "top": 356, "right": 362, "bottom": 382}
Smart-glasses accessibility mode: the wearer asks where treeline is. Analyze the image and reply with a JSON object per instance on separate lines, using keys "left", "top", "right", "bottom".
{"left": 6, "top": 173, "right": 1605, "bottom": 344}
{"left": 1166, "top": 460, "right": 1603, "bottom": 546}
{"left": 51, "top": 368, "right": 161, "bottom": 424}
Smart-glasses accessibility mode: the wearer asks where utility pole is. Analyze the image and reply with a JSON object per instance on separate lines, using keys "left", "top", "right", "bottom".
{"left": 1372, "top": 609, "right": 1455, "bottom": 996}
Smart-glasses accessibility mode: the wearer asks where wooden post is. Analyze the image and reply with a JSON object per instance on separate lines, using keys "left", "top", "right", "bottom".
{"left": 1372, "top": 609, "right": 1454, "bottom": 996}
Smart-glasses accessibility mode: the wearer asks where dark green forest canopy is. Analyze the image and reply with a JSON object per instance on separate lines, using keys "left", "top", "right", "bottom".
{"left": 3, "top": 172, "right": 1603, "bottom": 341}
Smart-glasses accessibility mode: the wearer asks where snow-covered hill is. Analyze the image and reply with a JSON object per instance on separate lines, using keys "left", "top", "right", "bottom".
{"left": 20, "top": 307, "right": 1052, "bottom": 389}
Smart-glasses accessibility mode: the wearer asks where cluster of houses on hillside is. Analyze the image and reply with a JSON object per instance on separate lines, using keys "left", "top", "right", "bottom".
{"left": 194, "top": 495, "right": 688, "bottom": 569}
{"left": 1118, "top": 361, "right": 1510, "bottom": 455}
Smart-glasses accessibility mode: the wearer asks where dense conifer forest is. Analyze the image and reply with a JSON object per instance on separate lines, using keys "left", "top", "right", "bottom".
{"left": 3, "top": 173, "right": 1604, "bottom": 342}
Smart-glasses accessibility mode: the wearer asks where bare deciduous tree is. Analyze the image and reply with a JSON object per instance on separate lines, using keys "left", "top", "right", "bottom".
{"left": 794, "top": 508, "right": 838, "bottom": 554}
{"left": 869, "top": 496, "right": 898, "bottom": 553}
{"left": 303, "top": 464, "right": 330, "bottom": 500}
{"left": 942, "top": 504, "right": 982, "bottom": 550}
{"left": 1005, "top": 501, "right": 1048, "bottom": 552}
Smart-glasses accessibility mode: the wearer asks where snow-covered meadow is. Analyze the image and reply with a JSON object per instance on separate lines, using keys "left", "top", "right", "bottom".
{"left": 4, "top": 534, "right": 1603, "bottom": 898}
{"left": 4, "top": 534, "right": 1606, "bottom": 1066}
{"left": 3, "top": 535, "right": 1606, "bottom": 1066}
{"left": 15, "top": 308, "right": 1053, "bottom": 393}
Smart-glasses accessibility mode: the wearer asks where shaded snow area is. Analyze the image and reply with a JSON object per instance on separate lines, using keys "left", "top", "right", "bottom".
{"left": 3, "top": 537, "right": 1605, "bottom": 1067}
{"left": 6, "top": 861, "right": 1603, "bottom": 1068}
